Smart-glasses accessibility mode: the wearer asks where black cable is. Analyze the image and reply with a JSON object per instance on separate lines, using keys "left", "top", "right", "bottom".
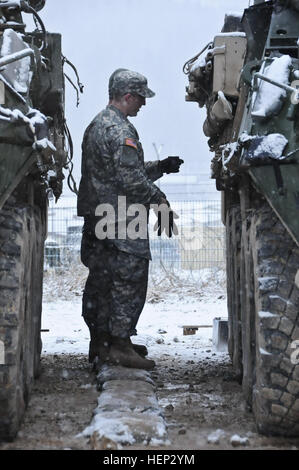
{"left": 63, "top": 120, "right": 78, "bottom": 195}
{"left": 21, "top": 1, "right": 47, "bottom": 50}
{"left": 64, "top": 72, "right": 80, "bottom": 107}
{"left": 183, "top": 42, "right": 213, "bottom": 75}
{"left": 62, "top": 55, "right": 84, "bottom": 94}
{"left": 67, "top": 161, "right": 78, "bottom": 196}
{"left": 63, "top": 121, "right": 73, "bottom": 163}
{"left": 33, "top": 15, "right": 39, "bottom": 31}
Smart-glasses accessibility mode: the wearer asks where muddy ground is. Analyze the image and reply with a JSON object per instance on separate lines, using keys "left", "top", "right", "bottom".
{"left": 0, "top": 350, "right": 299, "bottom": 451}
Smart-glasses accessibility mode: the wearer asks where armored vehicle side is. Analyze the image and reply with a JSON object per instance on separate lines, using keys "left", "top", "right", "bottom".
{"left": 0, "top": 0, "right": 69, "bottom": 440}
{"left": 185, "top": 0, "right": 299, "bottom": 435}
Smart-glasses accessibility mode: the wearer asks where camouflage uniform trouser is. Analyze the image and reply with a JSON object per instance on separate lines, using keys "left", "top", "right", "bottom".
{"left": 81, "top": 217, "right": 149, "bottom": 339}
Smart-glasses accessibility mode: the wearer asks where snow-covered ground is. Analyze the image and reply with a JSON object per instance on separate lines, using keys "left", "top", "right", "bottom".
{"left": 41, "top": 275, "right": 228, "bottom": 360}
{"left": 3, "top": 268, "right": 298, "bottom": 451}
{"left": 4, "top": 268, "right": 298, "bottom": 450}
{"left": 40, "top": 279, "right": 229, "bottom": 448}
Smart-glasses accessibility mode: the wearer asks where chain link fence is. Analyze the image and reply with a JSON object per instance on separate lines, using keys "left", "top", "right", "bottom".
{"left": 45, "top": 199, "right": 225, "bottom": 273}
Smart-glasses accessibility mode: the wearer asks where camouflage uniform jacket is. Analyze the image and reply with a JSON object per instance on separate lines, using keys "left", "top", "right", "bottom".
{"left": 77, "top": 105, "right": 166, "bottom": 260}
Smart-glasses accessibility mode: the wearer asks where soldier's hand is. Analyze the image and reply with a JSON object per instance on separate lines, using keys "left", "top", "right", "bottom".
{"left": 160, "top": 156, "right": 184, "bottom": 174}
{"left": 159, "top": 197, "right": 170, "bottom": 207}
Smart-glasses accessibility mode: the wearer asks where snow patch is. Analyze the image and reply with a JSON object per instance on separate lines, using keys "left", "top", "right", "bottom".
{"left": 258, "top": 277, "right": 278, "bottom": 291}
{"left": 13, "top": 54, "right": 31, "bottom": 93}
{"left": 0, "top": 340, "right": 4, "bottom": 365}
{"left": 230, "top": 434, "right": 249, "bottom": 447}
{"left": 239, "top": 132, "right": 254, "bottom": 144}
{"left": 80, "top": 412, "right": 136, "bottom": 447}
{"left": 221, "top": 141, "right": 239, "bottom": 169}
{"left": 216, "top": 32, "right": 246, "bottom": 37}
{"left": 252, "top": 55, "right": 292, "bottom": 118}
{"left": 28, "top": 108, "right": 47, "bottom": 125}
{"left": 259, "top": 311, "right": 279, "bottom": 319}
{"left": 253, "top": 134, "right": 288, "bottom": 160}
{"left": 207, "top": 428, "right": 225, "bottom": 444}
{"left": 77, "top": 410, "right": 169, "bottom": 449}
{"left": 0, "top": 29, "right": 32, "bottom": 94}
{"left": 80, "top": 383, "right": 94, "bottom": 390}
{"left": 33, "top": 137, "right": 56, "bottom": 152}
{"left": 0, "top": 105, "right": 55, "bottom": 152}
{"left": 1, "top": 29, "right": 12, "bottom": 57}
{"left": 41, "top": 267, "right": 228, "bottom": 357}
{"left": 269, "top": 294, "right": 288, "bottom": 303}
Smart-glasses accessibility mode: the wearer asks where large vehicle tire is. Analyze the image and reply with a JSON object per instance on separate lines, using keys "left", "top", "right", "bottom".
{"left": 226, "top": 205, "right": 243, "bottom": 381}
{"left": 0, "top": 202, "right": 46, "bottom": 441}
{"left": 248, "top": 201, "right": 299, "bottom": 436}
{"left": 240, "top": 206, "right": 256, "bottom": 408}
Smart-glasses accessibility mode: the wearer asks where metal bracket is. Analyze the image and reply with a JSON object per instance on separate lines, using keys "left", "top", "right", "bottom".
{"left": 242, "top": 59, "right": 299, "bottom": 102}
{"left": 0, "top": 48, "right": 34, "bottom": 68}
{"left": 254, "top": 72, "right": 299, "bottom": 100}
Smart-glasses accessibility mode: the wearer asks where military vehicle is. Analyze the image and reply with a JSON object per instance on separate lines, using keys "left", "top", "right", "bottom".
{"left": 184, "top": 0, "right": 299, "bottom": 435}
{"left": 0, "top": 0, "right": 79, "bottom": 440}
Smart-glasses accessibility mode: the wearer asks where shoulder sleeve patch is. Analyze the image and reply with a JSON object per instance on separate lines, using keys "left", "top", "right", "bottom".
{"left": 124, "top": 138, "right": 138, "bottom": 150}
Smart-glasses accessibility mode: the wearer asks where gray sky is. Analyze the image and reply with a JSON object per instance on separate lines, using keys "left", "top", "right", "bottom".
{"left": 26, "top": 0, "right": 250, "bottom": 193}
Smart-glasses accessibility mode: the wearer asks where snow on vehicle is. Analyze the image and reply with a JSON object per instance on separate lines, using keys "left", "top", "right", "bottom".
{"left": 184, "top": 0, "right": 299, "bottom": 436}
{"left": 0, "top": 0, "right": 80, "bottom": 440}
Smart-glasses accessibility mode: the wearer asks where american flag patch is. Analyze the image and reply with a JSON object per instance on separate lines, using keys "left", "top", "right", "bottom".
{"left": 124, "top": 138, "right": 138, "bottom": 149}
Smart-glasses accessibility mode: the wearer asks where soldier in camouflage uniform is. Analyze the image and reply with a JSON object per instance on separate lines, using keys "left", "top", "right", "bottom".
{"left": 77, "top": 69, "right": 183, "bottom": 369}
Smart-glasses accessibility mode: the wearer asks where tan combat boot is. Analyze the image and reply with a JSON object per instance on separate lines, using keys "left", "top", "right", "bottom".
{"left": 130, "top": 338, "right": 148, "bottom": 357}
{"left": 89, "top": 332, "right": 110, "bottom": 364}
{"left": 108, "top": 337, "right": 155, "bottom": 370}
{"left": 90, "top": 335, "right": 147, "bottom": 362}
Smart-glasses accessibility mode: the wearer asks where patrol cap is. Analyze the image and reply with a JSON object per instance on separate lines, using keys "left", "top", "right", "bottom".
{"left": 109, "top": 68, "right": 128, "bottom": 99}
{"left": 109, "top": 69, "right": 155, "bottom": 99}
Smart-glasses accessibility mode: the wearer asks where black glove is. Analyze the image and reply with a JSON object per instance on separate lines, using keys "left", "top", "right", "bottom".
{"left": 160, "top": 156, "right": 184, "bottom": 174}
